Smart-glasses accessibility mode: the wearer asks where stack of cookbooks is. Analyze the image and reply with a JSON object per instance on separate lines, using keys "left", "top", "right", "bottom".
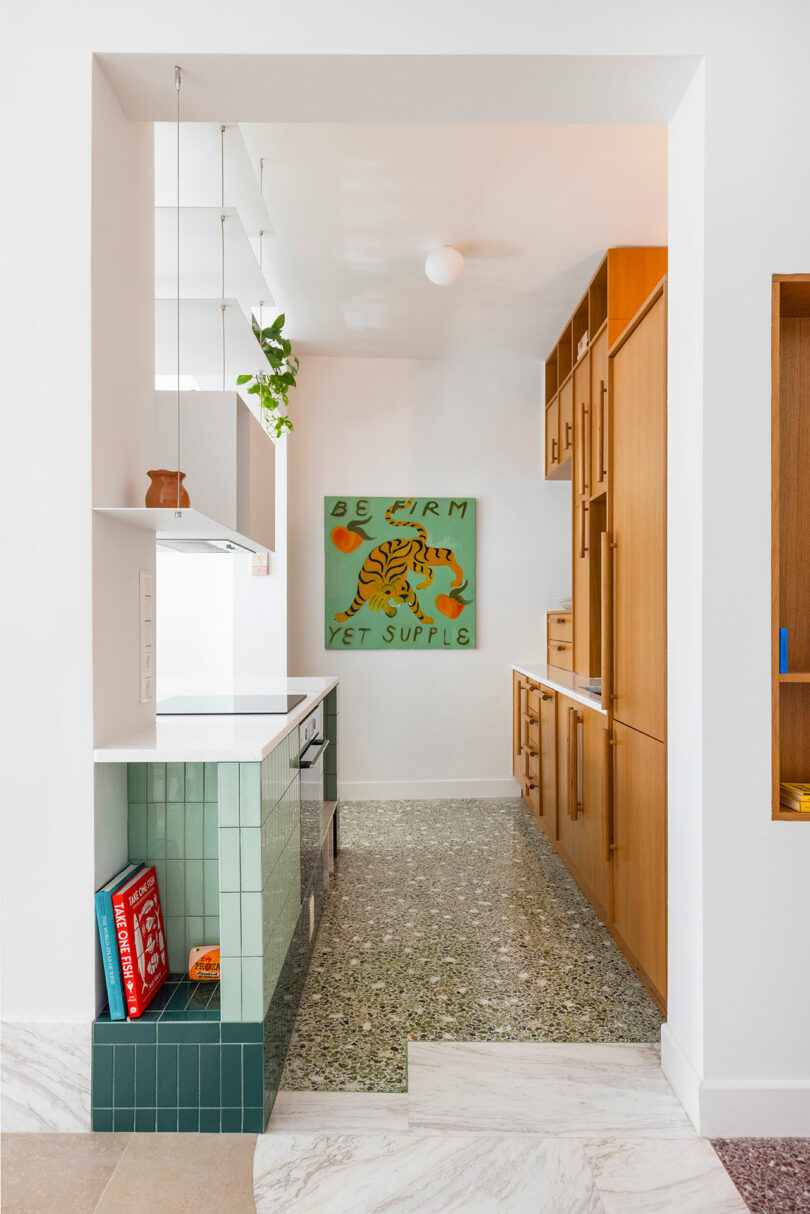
{"left": 94, "top": 863, "right": 168, "bottom": 1019}
{"left": 780, "top": 782, "right": 810, "bottom": 813}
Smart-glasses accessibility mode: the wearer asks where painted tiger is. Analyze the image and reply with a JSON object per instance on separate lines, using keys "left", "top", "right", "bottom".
{"left": 334, "top": 498, "right": 464, "bottom": 625}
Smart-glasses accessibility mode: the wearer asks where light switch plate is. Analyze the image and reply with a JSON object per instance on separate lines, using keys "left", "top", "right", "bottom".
{"left": 251, "top": 552, "right": 269, "bottom": 576}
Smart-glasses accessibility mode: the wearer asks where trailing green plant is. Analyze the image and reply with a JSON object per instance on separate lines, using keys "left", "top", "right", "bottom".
{"left": 237, "top": 313, "right": 299, "bottom": 438}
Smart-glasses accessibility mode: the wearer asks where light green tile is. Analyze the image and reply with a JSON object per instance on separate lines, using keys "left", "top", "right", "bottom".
{"left": 164, "top": 860, "right": 185, "bottom": 916}
{"left": 127, "top": 763, "right": 147, "bottom": 804}
{"left": 219, "top": 829, "right": 241, "bottom": 891}
{"left": 241, "top": 956, "right": 263, "bottom": 1021}
{"left": 240, "top": 892, "right": 262, "bottom": 956}
{"left": 152, "top": 861, "right": 166, "bottom": 909}
{"left": 204, "top": 762, "right": 219, "bottom": 802}
{"left": 185, "top": 859, "right": 204, "bottom": 916}
{"left": 220, "top": 892, "right": 241, "bottom": 957}
{"left": 203, "top": 859, "right": 219, "bottom": 916}
{"left": 185, "top": 916, "right": 205, "bottom": 955}
{"left": 128, "top": 804, "right": 147, "bottom": 861}
{"left": 147, "top": 763, "right": 166, "bottom": 802}
{"left": 220, "top": 957, "right": 241, "bottom": 1022}
{"left": 203, "top": 915, "right": 219, "bottom": 944}
{"left": 185, "top": 762, "right": 204, "bottom": 802}
{"left": 184, "top": 803, "right": 203, "bottom": 859}
{"left": 240, "top": 828, "right": 262, "bottom": 892}
{"left": 166, "top": 762, "right": 185, "bottom": 803}
{"left": 146, "top": 804, "right": 166, "bottom": 860}
{"left": 239, "top": 763, "right": 261, "bottom": 827}
{"left": 218, "top": 764, "right": 240, "bottom": 827}
{"left": 203, "top": 803, "right": 218, "bottom": 859}
{"left": 166, "top": 917, "right": 186, "bottom": 973}
{"left": 165, "top": 803, "right": 185, "bottom": 859}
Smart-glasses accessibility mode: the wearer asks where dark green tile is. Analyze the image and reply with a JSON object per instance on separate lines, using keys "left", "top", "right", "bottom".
{"left": 243, "top": 1107, "right": 264, "bottom": 1133}
{"left": 220, "top": 1107, "right": 241, "bottom": 1133}
{"left": 178, "top": 1044, "right": 199, "bottom": 1106}
{"left": 92, "top": 1045, "right": 113, "bottom": 1107}
{"left": 243, "top": 1044, "right": 263, "bottom": 1106}
{"left": 94, "top": 1020, "right": 156, "bottom": 1044}
{"left": 157, "top": 1044, "right": 178, "bottom": 1107}
{"left": 113, "top": 1045, "right": 135, "bottom": 1107}
{"left": 135, "top": 1044, "right": 157, "bottom": 1106}
{"left": 221, "top": 1022, "right": 262, "bottom": 1043}
{"left": 199, "top": 1044, "right": 221, "bottom": 1107}
{"left": 157, "top": 1107, "right": 178, "bottom": 1132}
{"left": 186, "top": 762, "right": 205, "bottom": 802}
{"left": 178, "top": 1108, "right": 199, "bottom": 1132}
{"left": 113, "top": 1107, "right": 135, "bottom": 1132}
{"left": 135, "top": 1108, "right": 156, "bottom": 1132}
{"left": 158, "top": 1021, "right": 219, "bottom": 1044}
{"left": 220, "top": 1044, "right": 242, "bottom": 1107}
{"left": 92, "top": 1107, "right": 113, "bottom": 1132}
{"left": 199, "top": 1108, "right": 220, "bottom": 1133}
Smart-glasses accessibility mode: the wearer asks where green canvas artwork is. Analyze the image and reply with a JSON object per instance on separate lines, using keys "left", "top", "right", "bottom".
{"left": 324, "top": 496, "right": 476, "bottom": 650}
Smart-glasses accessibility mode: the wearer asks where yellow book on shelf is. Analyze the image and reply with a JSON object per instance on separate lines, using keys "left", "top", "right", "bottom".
{"left": 780, "top": 782, "right": 810, "bottom": 801}
{"left": 780, "top": 798, "right": 810, "bottom": 813}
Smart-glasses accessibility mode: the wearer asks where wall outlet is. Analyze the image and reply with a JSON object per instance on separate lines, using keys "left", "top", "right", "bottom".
{"left": 251, "top": 552, "right": 270, "bottom": 576}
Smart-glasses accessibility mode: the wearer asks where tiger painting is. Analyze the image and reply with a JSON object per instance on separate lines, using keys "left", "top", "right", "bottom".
{"left": 334, "top": 498, "right": 464, "bottom": 625}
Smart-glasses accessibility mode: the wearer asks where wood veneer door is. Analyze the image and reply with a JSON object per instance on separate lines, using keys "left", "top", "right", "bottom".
{"left": 579, "top": 708, "right": 610, "bottom": 919}
{"left": 573, "top": 501, "right": 590, "bottom": 674}
{"left": 574, "top": 352, "right": 590, "bottom": 501}
{"left": 539, "top": 687, "right": 557, "bottom": 838}
{"left": 611, "top": 293, "right": 666, "bottom": 742}
{"left": 545, "top": 398, "right": 560, "bottom": 475}
{"left": 559, "top": 376, "right": 574, "bottom": 463}
{"left": 590, "top": 327, "right": 609, "bottom": 497}
{"left": 611, "top": 720, "right": 667, "bottom": 1006}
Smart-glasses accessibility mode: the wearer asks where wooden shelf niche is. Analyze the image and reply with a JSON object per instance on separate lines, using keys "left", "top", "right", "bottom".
{"left": 772, "top": 274, "right": 810, "bottom": 820}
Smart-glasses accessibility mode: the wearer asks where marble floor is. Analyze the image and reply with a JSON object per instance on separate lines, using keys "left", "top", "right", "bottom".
{"left": 281, "top": 798, "right": 663, "bottom": 1091}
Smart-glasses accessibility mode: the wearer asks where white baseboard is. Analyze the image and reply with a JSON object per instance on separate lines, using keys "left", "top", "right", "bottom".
{"left": 699, "top": 1079, "right": 810, "bottom": 1137}
{"left": 338, "top": 778, "right": 522, "bottom": 801}
{"left": 660, "top": 1023, "right": 701, "bottom": 1130}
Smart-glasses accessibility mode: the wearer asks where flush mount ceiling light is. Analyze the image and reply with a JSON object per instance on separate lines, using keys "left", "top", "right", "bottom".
{"left": 425, "top": 244, "right": 465, "bottom": 286}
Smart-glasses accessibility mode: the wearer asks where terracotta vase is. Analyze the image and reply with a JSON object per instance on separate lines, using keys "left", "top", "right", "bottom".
{"left": 145, "top": 469, "right": 190, "bottom": 508}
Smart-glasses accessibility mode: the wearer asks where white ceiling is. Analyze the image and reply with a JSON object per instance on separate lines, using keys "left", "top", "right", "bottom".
{"left": 240, "top": 123, "right": 667, "bottom": 360}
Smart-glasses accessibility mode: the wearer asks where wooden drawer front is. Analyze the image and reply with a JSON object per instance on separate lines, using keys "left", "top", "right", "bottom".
{"left": 526, "top": 687, "right": 542, "bottom": 719}
{"left": 547, "top": 612, "right": 573, "bottom": 643}
{"left": 548, "top": 639, "right": 573, "bottom": 670}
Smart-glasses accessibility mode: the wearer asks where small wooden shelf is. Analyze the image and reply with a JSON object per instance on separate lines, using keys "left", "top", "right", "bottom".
{"left": 93, "top": 507, "right": 273, "bottom": 555}
{"left": 771, "top": 274, "right": 810, "bottom": 819}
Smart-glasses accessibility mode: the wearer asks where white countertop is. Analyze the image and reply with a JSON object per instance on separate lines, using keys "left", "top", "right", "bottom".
{"left": 512, "top": 663, "right": 606, "bottom": 715}
{"left": 94, "top": 678, "right": 338, "bottom": 763}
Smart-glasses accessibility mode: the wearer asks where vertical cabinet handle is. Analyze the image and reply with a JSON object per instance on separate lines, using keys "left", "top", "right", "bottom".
{"left": 582, "top": 400, "right": 590, "bottom": 494}
{"left": 601, "top": 531, "right": 614, "bottom": 706}
{"left": 599, "top": 379, "right": 608, "bottom": 480}
{"left": 565, "top": 421, "right": 573, "bottom": 449}
{"left": 567, "top": 706, "right": 582, "bottom": 819}
{"left": 579, "top": 501, "right": 590, "bottom": 559}
{"left": 551, "top": 437, "right": 558, "bottom": 465}
{"left": 602, "top": 728, "right": 613, "bottom": 861}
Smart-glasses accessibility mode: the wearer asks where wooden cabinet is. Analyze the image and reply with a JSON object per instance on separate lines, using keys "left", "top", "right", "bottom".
{"left": 573, "top": 353, "right": 590, "bottom": 501}
{"left": 556, "top": 698, "right": 610, "bottom": 921}
{"left": 539, "top": 686, "right": 557, "bottom": 837}
{"left": 559, "top": 375, "right": 574, "bottom": 464}
{"left": 546, "top": 610, "right": 572, "bottom": 645}
{"left": 545, "top": 398, "right": 560, "bottom": 477}
{"left": 611, "top": 290, "right": 667, "bottom": 743}
{"left": 611, "top": 721, "right": 667, "bottom": 1006}
{"left": 589, "top": 327, "right": 609, "bottom": 498}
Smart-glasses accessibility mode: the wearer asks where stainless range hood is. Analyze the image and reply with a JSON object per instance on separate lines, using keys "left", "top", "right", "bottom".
{"left": 156, "top": 537, "right": 254, "bottom": 555}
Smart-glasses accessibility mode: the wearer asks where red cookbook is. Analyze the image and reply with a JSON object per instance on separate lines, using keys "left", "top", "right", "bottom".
{"left": 111, "top": 865, "right": 168, "bottom": 1018}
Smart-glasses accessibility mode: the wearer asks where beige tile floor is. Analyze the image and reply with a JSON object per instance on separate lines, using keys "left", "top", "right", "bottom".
{"left": 2, "top": 1044, "right": 749, "bottom": 1213}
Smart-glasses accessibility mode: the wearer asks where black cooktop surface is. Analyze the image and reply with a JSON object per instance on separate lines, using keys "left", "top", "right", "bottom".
{"left": 157, "top": 694, "right": 306, "bottom": 716}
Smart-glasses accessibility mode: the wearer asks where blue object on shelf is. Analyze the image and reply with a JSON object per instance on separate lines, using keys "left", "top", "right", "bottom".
{"left": 780, "top": 627, "right": 789, "bottom": 674}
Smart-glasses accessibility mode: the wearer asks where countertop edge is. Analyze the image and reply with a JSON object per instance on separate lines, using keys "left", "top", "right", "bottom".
{"left": 93, "top": 678, "right": 339, "bottom": 763}
{"left": 512, "top": 663, "right": 607, "bottom": 715}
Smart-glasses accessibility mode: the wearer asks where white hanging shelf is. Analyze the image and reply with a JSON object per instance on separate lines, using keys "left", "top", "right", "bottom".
{"left": 93, "top": 508, "right": 272, "bottom": 555}
{"left": 155, "top": 207, "right": 274, "bottom": 319}
{"left": 155, "top": 298, "right": 269, "bottom": 378}
{"left": 154, "top": 123, "right": 272, "bottom": 236}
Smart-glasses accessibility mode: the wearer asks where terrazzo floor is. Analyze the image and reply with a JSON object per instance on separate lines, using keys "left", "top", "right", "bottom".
{"left": 281, "top": 798, "right": 663, "bottom": 1092}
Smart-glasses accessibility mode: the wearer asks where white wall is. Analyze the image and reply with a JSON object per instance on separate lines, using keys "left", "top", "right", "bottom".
{"left": 3, "top": 0, "right": 810, "bottom": 1136}
{"left": 288, "top": 356, "right": 570, "bottom": 798}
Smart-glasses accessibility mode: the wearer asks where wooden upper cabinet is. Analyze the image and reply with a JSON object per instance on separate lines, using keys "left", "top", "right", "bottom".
{"left": 559, "top": 375, "right": 574, "bottom": 464}
{"left": 545, "top": 397, "right": 560, "bottom": 476}
{"left": 573, "top": 352, "right": 590, "bottom": 501}
{"left": 611, "top": 720, "right": 667, "bottom": 1006}
{"left": 606, "top": 248, "right": 668, "bottom": 347}
{"left": 589, "top": 327, "right": 609, "bottom": 498}
{"left": 611, "top": 289, "right": 667, "bottom": 742}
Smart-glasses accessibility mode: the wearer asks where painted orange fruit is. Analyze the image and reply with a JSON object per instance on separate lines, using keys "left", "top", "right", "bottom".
{"left": 435, "top": 580, "right": 472, "bottom": 619}
{"left": 331, "top": 519, "right": 375, "bottom": 553}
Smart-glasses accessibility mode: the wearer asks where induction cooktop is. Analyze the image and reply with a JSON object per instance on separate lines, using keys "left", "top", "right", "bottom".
{"left": 156, "top": 694, "right": 306, "bottom": 716}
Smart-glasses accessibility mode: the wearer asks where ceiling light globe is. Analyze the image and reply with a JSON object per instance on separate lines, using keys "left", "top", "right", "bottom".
{"left": 425, "top": 245, "right": 465, "bottom": 286}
